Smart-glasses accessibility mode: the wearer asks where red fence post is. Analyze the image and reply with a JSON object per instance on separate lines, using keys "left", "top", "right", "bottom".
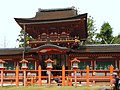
{"left": 86, "top": 65, "right": 89, "bottom": 86}
{"left": 38, "top": 65, "right": 42, "bottom": 86}
{"left": 74, "top": 69, "right": 77, "bottom": 87}
{"left": 48, "top": 69, "right": 51, "bottom": 86}
{"left": 0, "top": 69, "right": 4, "bottom": 87}
{"left": 16, "top": 66, "right": 19, "bottom": 86}
{"left": 23, "top": 69, "right": 27, "bottom": 86}
{"left": 110, "top": 65, "right": 113, "bottom": 87}
{"left": 62, "top": 65, "right": 65, "bottom": 86}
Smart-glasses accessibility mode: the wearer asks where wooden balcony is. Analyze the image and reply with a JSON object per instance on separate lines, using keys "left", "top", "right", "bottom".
{"left": 28, "top": 38, "right": 78, "bottom": 48}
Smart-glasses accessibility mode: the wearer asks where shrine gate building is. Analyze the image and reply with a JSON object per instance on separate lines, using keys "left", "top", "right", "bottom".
{"left": 0, "top": 7, "right": 120, "bottom": 71}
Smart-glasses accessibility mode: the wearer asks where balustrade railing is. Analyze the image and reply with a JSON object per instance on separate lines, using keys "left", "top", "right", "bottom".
{"left": 0, "top": 65, "right": 119, "bottom": 87}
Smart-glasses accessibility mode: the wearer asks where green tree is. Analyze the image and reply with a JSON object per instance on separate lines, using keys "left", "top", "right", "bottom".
{"left": 96, "top": 22, "right": 114, "bottom": 44}
{"left": 85, "top": 16, "right": 97, "bottom": 44}
{"left": 113, "top": 34, "right": 120, "bottom": 44}
{"left": 16, "top": 29, "right": 33, "bottom": 47}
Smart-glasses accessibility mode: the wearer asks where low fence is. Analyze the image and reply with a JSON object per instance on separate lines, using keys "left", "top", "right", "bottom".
{"left": 0, "top": 65, "right": 119, "bottom": 87}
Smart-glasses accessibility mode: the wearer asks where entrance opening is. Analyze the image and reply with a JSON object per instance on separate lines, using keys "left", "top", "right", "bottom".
{"left": 40, "top": 54, "right": 67, "bottom": 75}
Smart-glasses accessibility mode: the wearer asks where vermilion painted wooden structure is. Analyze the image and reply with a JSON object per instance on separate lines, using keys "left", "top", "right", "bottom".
{"left": 0, "top": 7, "right": 120, "bottom": 87}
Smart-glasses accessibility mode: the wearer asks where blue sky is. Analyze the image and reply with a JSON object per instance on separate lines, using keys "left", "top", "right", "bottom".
{"left": 0, "top": 0, "right": 120, "bottom": 48}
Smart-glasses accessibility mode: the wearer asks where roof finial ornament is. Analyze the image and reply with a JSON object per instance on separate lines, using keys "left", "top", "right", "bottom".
{"left": 38, "top": 8, "right": 42, "bottom": 12}
{"left": 71, "top": 6, "right": 75, "bottom": 9}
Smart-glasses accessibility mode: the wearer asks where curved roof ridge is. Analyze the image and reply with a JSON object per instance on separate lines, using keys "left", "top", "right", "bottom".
{"left": 31, "top": 44, "right": 71, "bottom": 50}
{"left": 38, "top": 6, "right": 76, "bottom": 12}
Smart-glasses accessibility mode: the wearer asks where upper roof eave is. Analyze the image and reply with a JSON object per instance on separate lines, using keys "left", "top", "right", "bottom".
{"left": 14, "top": 13, "right": 87, "bottom": 25}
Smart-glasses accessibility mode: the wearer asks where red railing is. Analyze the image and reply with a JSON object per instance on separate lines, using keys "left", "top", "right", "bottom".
{"left": 0, "top": 65, "right": 119, "bottom": 87}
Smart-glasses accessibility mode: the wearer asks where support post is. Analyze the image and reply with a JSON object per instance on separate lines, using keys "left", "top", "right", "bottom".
{"left": 118, "top": 60, "right": 120, "bottom": 70}
{"left": 23, "top": 69, "right": 27, "bottom": 86}
{"left": 62, "top": 65, "right": 65, "bottom": 86}
{"left": 0, "top": 59, "right": 6, "bottom": 87}
{"left": 74, "top": 69, "right": 77, "bottom": 87}
{"left": 86, "top": 65, "right": 89, "bottom": 86}
{"left": 115, "top": 60, "right": 117, "bottom": 69}
{"left": 68, "top": 57, "right": 71, "bottom": 70}
{"left": 0, "top": 69, "right": 4, "bottom": 87}
{"left": 35, "top": 61, "right": 37, "bottom": 70}
{"left": 90, "top": 60, "right": 93, "bottom": 69}
{"left": 48, "top": 70, "right": 51, "bottom": 86}
{"left": 94, "top": 60, "right": 96, "bottom": 70}
{"left": 16, "top": 66, "right": 19, "bottom": 86}
{"left": 110, "top": 65, "right": 113, "bottom": 86}
{"left": 38, "top": 65, "right": 42, "bottom": 86}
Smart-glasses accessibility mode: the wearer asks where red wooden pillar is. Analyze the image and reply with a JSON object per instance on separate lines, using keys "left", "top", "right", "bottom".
{"left": 16, "top": 66, "right": 19, "bottom": 86}
{"left": 74, "top": 69, "right": 77, "bottom": 87}
{"left": 0, "top": 59, "right": 6, "bottom": 87}
{"left": 0, "top": 69, "right": 4, "bottom": 87}
{"left": 86, "top": 65, "right": 89, "bottom": 86}
{"left": 48, "top": 69, "right": 51, "bottom": 86}
{"left": 62, "top": 65, "right": 65, "bottom": 86}
{"left": 23, "top": 69, "right": 27, "bottom": 86}
{"left": 38, "top": 65, "right": 42, "bottom": 86}
{"left": 110, "top": 65, "right": 113, "bottom": 86}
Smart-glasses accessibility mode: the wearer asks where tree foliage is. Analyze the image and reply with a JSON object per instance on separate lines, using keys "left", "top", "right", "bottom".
{"left": 16, "top": 29, "right": 33, "bottom": 47}
{"left": 85, "top": 16, "right": 97, "bottom": 44}
{"left": 96, "top": 22, "right": 114, "bottom": 44}
{"left": 113, "top": 34, "right": 120, "bottom": 44}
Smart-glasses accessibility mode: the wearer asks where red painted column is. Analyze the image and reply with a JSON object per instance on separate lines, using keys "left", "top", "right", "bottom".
{"left": 38, "top": 65, "right": 42, "bottom": 86}
{"left": 0, "top": 69, "right": 4, "bottom": 87}
{"left": 48, "top": 70, "right": 51, "bottom": 86}
{"left": 23, "top": 68, "right": 27, "bottom": 86}
{"left": 110, "top": 65, "right": 113, "bottom": 87}
{"left": 16, "top": 66, "right": 19, "bottom": 86}
{"left": 74, "top": 69, "right": 77, "bottom": 87}
{"left": 62, "top": 65, "right": 65, "bottom": 86}
{"left": 86, "top": 66, "right": 89, "bottom": 86}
